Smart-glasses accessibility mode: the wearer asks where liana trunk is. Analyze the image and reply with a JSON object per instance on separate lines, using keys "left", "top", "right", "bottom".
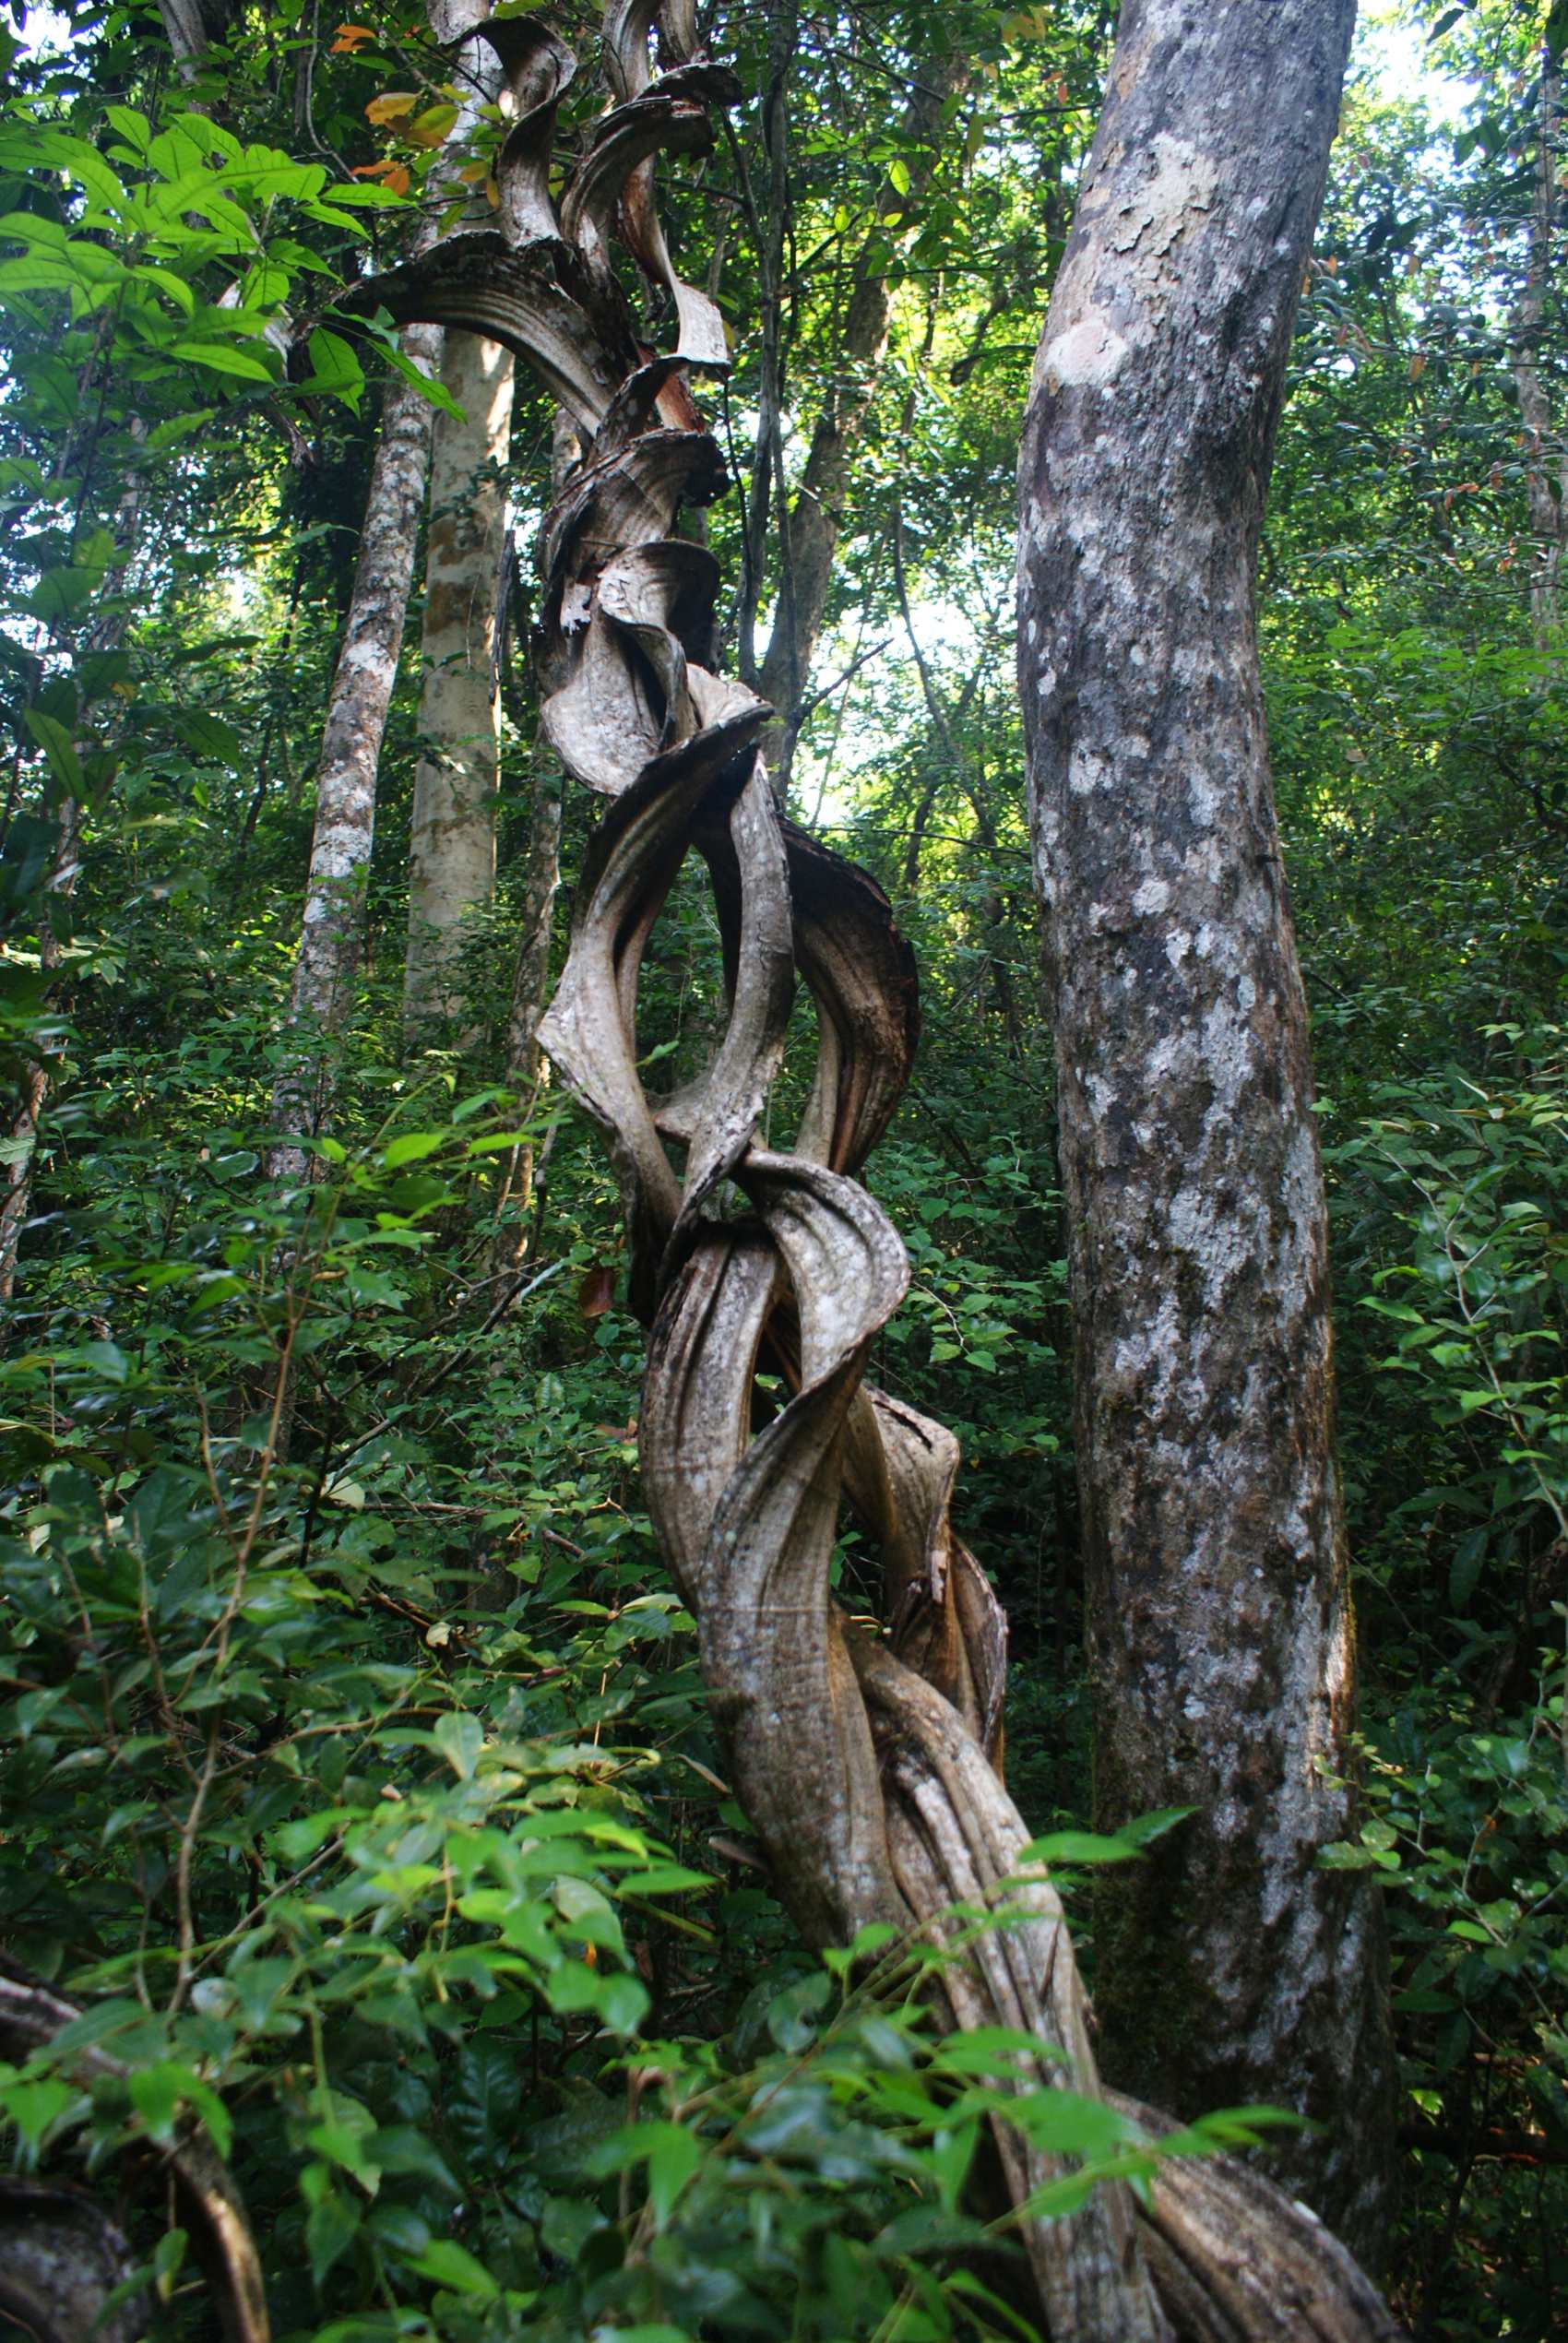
{"left": 1016, "top": 0, "right": 1396, "bottom": 2258}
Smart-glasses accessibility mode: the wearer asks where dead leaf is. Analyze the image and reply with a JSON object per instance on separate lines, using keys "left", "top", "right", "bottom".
{"left": 578, "top": 1264, "right": 616, "bottom": 1321}
{"left": 365, "top": 90, "right": 418, "bottom": 126}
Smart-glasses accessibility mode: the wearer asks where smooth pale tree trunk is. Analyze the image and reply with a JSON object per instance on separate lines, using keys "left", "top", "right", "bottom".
{"left": 754, "top": 45, "right": 968, "bottom": 787}
{"left": 402, "top": 0, "right": 515, "bottom": 1036}
{"left": 401, "top": 327, "right": 515, "bottom": 1030}
{"left": 1016, "top": 0, "right": 1396, "bottom": 2259}
{"left": 1512, "top": 41, "right": 1566, "bottom": 651}
{"left": 268, "top": 335, "right": 439, "bottom": 1184}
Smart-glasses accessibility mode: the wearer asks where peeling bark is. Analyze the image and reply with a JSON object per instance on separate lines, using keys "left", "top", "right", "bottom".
{"left": 342, "top": 5, "right": 1403, "bottom": 2332}
{"left": 1016, "top": 0, "right": 1396, "bottom": 2256}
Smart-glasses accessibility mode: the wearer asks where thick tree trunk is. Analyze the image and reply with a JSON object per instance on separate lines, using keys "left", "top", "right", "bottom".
{"left": 1512, "top": 42, "right": 1566, "bottom": 651}
{"left": 268, "top": 337, "right": 438, "bottom": 1184}
{"left": 1016, "top": 0, "right": 1396, "bottom": 2258}
{"left": 402, "top": 327, "right": 515, "bottom": 1031}
{"left": 754, "top": 45, "right": 968, "bottom": 783}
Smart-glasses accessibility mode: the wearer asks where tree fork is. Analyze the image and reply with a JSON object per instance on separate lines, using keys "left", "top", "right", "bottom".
{"left": 336, "top": 5, "right": 1404, "bottom": 2333}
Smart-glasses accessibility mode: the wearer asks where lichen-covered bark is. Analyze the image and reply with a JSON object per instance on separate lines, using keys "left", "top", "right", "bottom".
{"left": 1016, "top": 0, "right": 1396, "bottom": 2254}
{"left": 269, "top": 337, "right": 437, "bottom": 1183}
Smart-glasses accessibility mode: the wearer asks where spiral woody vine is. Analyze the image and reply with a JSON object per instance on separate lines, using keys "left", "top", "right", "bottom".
{"left": 331, "top": 6, "right": 1404, "bottom": 2338}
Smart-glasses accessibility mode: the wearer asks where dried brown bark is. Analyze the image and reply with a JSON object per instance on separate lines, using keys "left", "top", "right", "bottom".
{"left": 340, "top": 5, "right": 1404, "bottom": 2332}
{"left": 1016, "top": 0, "right": 1396, "bottom": 2256}
{"left": 268, "top": 335, "right": 438, "bottom": 1184}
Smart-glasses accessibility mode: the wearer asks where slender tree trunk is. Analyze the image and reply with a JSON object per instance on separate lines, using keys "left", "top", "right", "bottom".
{"left": 1016, "top": 0, "right": 1396, "bottom": 2260}
{"left": 402, "top": 0, "right": 515, "bottom": 1037}
{"left": 754, "top": 45, "right": 968, "bottom": 784}
{"left": 268, "top": 337, "right": 438, "bottom": 1183}
{"left": 1512, "top": 41, "right": 1566, "bottom": 652}
{"left": 402, "top": 328, "right": 515, "bottom": 1031}
{"left": 491, "top": 415, "right": 573, "bottom": 1258}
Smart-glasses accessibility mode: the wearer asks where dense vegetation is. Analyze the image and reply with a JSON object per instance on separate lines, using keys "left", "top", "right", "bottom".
{"left": 0, "top": 2, "right": 1562, "bottom": 2337}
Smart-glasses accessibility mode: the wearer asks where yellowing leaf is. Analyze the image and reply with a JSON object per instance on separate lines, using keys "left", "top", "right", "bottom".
{"left": 352, "top": 158, "right": 411, "bottom": 194}
{"left": 407, "top": 102, "right": 459, "bottom": 148}
{"left": 365, "top": 91, "right": 418, "bottom": 126}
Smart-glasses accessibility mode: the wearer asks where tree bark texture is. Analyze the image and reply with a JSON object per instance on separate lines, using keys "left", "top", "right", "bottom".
{"left": 1016, "top": 0, "right": 1396, "bottom": 2256}
{"left": 1511, "top": 40, "right": 1566, "bottom": 650}
{"left": 403, "top": 326, "right": 515, "bottom": 1028}
{"left": 342, "top": 6, "right": 1403, "bottom": 2333}
{"left": 404, "top": 3, "right": 517, "bottom": 1031}
{"left": 268, "top": 331, "right": 438, "bottom": 1184}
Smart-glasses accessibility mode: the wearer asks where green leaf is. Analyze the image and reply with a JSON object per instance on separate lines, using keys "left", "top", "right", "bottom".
{"left": 403, "top": 2239, "right": 498, "bottom": 2298}
{"left": 306, "top": 2188, "right": 362, "bottom": 2286}
{"left": 303, "top": 327, "right": 365, "bottom": 412}
{"left": 434, "top": 1709, "right": 484, "bottom": 1780}
{"left": 23, "top": 708, "right": 83, "bottom": 800}
{"left": 382, "top": 1130, "right": 446, "bottom": 1169}
{"left": 172, "top": 340, "right": 278, "bottom": 384}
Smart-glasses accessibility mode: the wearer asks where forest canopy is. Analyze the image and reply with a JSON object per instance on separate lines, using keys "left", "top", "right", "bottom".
{"left": 0, "top": 2, "right": 1563, "bottom": 2339}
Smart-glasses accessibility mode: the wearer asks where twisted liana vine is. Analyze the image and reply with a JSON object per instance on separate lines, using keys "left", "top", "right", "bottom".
{"left": 337, "top": 10, "right": 1406, "bottom": 2337}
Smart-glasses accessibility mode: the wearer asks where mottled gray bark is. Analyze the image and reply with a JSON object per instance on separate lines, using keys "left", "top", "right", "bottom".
{"left": 268, "top": 336, "right": 438, "bottom": 1184}
{"left": 1512, "top": 42, "right": 1566, "bottom": 650}
{"left": 1016, "top": 0, "right": 1396, "bottom": 2256}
